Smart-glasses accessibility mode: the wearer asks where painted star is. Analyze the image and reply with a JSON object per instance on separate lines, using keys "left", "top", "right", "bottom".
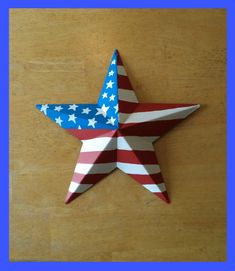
{"left": 82, "top": 107, "right": 91, "bottom": 114}
{"left": 55, "top": 116, "right": 63, "bottom": 126}
{"left": 54, "top": 105, "right": 63, "bottom": 112}
{"left": 106, "top": 116, "right": 116, "bottom": 126}
{"left": 109, "top": 94, "right": 115, "bottom": 101}
{"left": 88, "top": 118, "right": 97, "bottom": 128}
{"left": 114, "top": 104, "right": 118, "bottom": 113}
{"left": 106, "top": 80, "right": 114, "bottom": 89}
{"left": 36, "top": 49, "right": 200, "bottom": 205}
{"left": 40, "top": 104, "right": 49, "bottom": 115}
{"left": 102, "top": 92, "right": 108, "bottom": 99}
{"left": 95, "top": 104, "right": 110, "bottom": 118}
{"left": 68, "top": 114, "right": 77, "bottom": 123}
{"left": 108, "top": 70, "right": 115, "bottom": 76}
{"left": 68, "top": 104, "right": 78, "bottom": 111}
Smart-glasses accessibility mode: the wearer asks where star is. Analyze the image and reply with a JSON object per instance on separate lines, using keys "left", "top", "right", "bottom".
{"left": 68, "top": 104, "right": 78, "bottom": 111}
{"left": 95, "top": 104, "right": 110, "bottom": 118}
{"left": 55, "top": 116, "right": 63, "bottom": 126}
{"left": 102, "top": 92, "right": 108, "bottom": 99}
{"left": 54, "top": 105, "right": 63, "bottom": 112}
{"left": 108, "top": 70, "right": 115, "bottom": 76}
{"left": 88, "top": 118, "right": 97, "bottom": 128}
{"left": 82, "top": 107, "right": 91, "bottom": 114}
{"left": 106, "top": 116, "right": 116, "bottom": 126}
{"left": 40, "top": 104, "right": 49, "bottom": 115}
{"left": 114, "top": 104, "right": 118, "bottom": 113}
{"left": 109, "top": 94, "right": 115, "bottom": 101}
{"left": 106, "top": 80, "right": 114, "bottom": 89}
{"left": 36, "top": 49, "right": 200, "bottom": 205}
{"left": 68, "top": 114, "right": 77, "bottom": 123}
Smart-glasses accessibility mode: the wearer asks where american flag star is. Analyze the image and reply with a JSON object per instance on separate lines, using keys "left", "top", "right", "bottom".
{"left": 36, "top": 49, "right": 200, "bottom": 204}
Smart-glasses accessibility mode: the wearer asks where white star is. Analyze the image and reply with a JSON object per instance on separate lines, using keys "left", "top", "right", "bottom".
{"left": 55, "top": 116, "right": 63, "bottom": 126}
{"left": 82, "top": 107, "right": 91, "bottom": 114}
{"left": 102, "top": 92, "right": 108, "bottom": 99}
{"left": 78, "top": 125, "right": 81, "bottom": 130}
{"left": 68, "top": 104, "right": 78, "bottom": 111}
{"left": 54, "top": 105, "right": 63, "bottom": 112}
{"left": 68, "top": 114, "right": 77, "bottom": 123}
{"left": 109, "top": 94, "right": 115, "bottom": 101}
{"left": 106, "top": 80, "right": 114, "bottom": 89}
{"left": 40, "top": 104, "right": 49, "bottom": 115}
{"left": 96, "top": 104, "right": 110, "bottom": 118}
{"left": 111, "top": 59, "right": 116, "bottom": 65}
{"left": 88, "top": 118, "right": 97, "bottom": 128}
{"left": 108, "top": 70, "right": 115, "bottom": 76}
{"left": 106, "top": 116, "right": 116, "bottom": 126}
{"left": 114, "top": 104, "right": 118, "bottom": 113}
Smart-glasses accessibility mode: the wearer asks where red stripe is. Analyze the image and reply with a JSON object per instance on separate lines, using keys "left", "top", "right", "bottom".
{"left": 120, "top": 119, "right": 182, "bottom": 136}
{"left": 67, "top": 129, "right": 116, "bottom": 140}
{"left": 118, "top": 75, "right": 133, "bottom": 89}
{"left": 128, "top": 173, "right": 164, "bottom": 185}
{"left": 119, "top": 100, "right": 138, "bottom": 113}
{"left": 117, "top": 54, "right": 123, "bottom": 65}
{"left": 77, "top": 149, "right": 159, "bottom": 164}
{"left": 155, "top": 191, "right": 170, "bottom": 203}
{"left": 120, "top": 103, "right": 197, "bottom": 113}
{"left": 78, "top": 150, "right": 116, "bottom": 163}
{"left": 117, "top": 150, "right": 158, "bottom": 164}
{"left": 71, "top": 173, "right": 110, "bottom": 184}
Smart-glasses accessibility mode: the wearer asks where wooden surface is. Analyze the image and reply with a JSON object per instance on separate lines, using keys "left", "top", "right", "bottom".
{"left": 10, "top": 9, "right": 226, "bottom": 261}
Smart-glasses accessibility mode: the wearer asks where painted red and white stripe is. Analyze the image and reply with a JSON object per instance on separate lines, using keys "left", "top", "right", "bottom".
{"left": 65, "top": 51, "right": 200, "bottom": 204}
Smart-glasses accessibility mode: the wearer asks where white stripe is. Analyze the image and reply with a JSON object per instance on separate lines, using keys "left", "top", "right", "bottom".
{"left": 118, "top": 88, "right": 138, "bottom": 103}
{"left": 81, "top": 136, "right": 158, "bottom": 152}
{"left": 117, "top": 162, "right": 160, "bottom": 175}
{"left": 119, "top": 105, "right": 200, "bottom": 123}
{"left": 117, "top": 136, "right": 158, "bottom": 150}
{"left": 75, "top": 162, "right": 116, "bottom": 174}
{"left": 143, "top": 183, "right": 166, "bottom": 193}
{"left": 69, "top": 182, "right": 93, "bottom": 193}
{"left": 81, "top": 137, "right": 117, "bottom": 152}
{"left": 117, "top": 65, "right": 127, "bottom": 76}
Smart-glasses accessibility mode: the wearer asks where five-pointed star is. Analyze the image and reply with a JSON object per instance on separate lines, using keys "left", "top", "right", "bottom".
{"left": 55, "top": 116, "right": 63, "bottom": 126}
{"left": 68, "top": 104, "right": 78, "bottom": 111}
{"left": 68, "top": 114, "right": 77, "bottom": 123}
{"left": 108, "top": 70, "right": 115, "bottom": 76}
{"left": 54, "top": 105, "right": 63, "bottom": 112}
{"left": 106, "top": 116, "right": 116, "bottom": 126}
{"left": 95, "top": 104, "right": 110, "bottom": 118}
{"left": 36, "top": 49, "right": 200, "bottom": 205}
{"left": 82, "top": 107, "right": 91, "bottom": 114}
{"left": 40, "top": 104, "right": 49, "bottom": 115}
{"left": 109, "top": 94, "right": 115, "bottom": 101}
{"left": 88, "top": 117, "right": 97, "bottom": 128}
{"left": 106, "top": 80, "right": 114, "bottom": 89}
{"left": 102, "top": 92, "right": 108, "bottom": 99}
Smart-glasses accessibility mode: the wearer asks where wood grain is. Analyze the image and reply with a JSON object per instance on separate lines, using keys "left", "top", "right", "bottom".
{"left": 9, "top": 9, "right": 226, "bottom": 261}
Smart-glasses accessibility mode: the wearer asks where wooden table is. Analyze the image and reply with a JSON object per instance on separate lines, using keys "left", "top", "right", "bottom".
{"left": 10, "top": 9, "right": 226, "bottom": 261}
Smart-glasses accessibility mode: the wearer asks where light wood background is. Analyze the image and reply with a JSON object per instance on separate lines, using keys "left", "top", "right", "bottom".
{"left": 10, "top": 9, "right": 226, "bottom": 261}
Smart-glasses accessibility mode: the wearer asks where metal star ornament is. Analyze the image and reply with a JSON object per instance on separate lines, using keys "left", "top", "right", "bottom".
{"left": 36, "top": 50, "right": 200, "bottom": 204}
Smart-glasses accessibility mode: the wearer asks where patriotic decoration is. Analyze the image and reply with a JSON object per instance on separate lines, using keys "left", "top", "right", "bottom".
{"left": 36, "top": 50, "right": 200, "bottom": 204}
